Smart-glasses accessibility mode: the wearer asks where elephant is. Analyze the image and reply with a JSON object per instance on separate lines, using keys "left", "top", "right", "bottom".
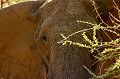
{"left": 0, "top": 0, "right": 120, "bottom": 79}
{"left": 0, "top": 1, "right": 47, "bottom": 79}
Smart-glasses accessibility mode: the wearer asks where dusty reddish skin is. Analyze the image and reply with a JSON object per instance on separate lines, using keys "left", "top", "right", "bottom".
{"left": 94, "top": 0, "right": 120, "bottom": 79}
{"left": 0, "top": 1, "right": 47, "bottom": 79}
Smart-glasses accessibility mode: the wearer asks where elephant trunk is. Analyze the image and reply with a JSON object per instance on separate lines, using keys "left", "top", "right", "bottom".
{"left": 48, "top": 45, "right": 92, "bottom": 79}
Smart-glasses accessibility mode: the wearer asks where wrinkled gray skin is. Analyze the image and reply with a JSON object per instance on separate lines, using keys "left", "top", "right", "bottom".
{"left": 0, "top": 0, "right": 120, "bottom": 79}
{"left": 36, "top": 0, "right": 120, "bottom": 79}
{"left": 37, "top": 0, "right": 96, "bottom": 79}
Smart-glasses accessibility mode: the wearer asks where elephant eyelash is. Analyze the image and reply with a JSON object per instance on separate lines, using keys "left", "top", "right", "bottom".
{"left": 42, "top": 32, "right": 47, "bottom": 41}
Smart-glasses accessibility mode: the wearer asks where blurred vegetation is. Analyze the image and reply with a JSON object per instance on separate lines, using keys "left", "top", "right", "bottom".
{"left": 0, "top": 0, "right": 34, "bottom": 8}
{"left": 10, "top": 0, "right": 33, "bottom": 4}
{"left": 11, "top": 0, "right": 28, "bottom": 3}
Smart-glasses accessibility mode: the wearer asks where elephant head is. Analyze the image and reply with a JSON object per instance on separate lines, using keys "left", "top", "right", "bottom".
{"left": 34, "top": 0, "right": 120, "bottom": 79}
{"left": 34, "top": 0, "right": 97, "bottom": 79}
{"left": 0, "top": 0, "right": 120, "bottom": 79}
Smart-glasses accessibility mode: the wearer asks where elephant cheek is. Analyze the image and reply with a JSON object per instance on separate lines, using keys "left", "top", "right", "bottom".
{"left": 47, "top": 45, "right": 92, "bottom": 79}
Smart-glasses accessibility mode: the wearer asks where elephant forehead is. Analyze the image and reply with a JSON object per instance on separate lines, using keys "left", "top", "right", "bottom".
{"left": 41, "top": 16, "right": 71, "bottom": 33}
{"left": 42, "top": 13, "right": 94, "bottom": 32}
{"left": 40, "top": 0, "right": 96, "bottom": 24}
{"left": 39, "top": 0, "right": 97, "bottom": 37}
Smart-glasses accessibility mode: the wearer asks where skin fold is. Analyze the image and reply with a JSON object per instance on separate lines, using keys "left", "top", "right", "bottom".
{"left": 0, "top": 0, "right": 120, "bottom": 79}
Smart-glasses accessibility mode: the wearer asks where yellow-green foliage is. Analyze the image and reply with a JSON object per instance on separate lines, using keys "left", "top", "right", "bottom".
{"left": 60, "top": 20, "right": 120, "bottom": 78}
{"left": 59, "top": 0, "right": 120, "bottom": 77}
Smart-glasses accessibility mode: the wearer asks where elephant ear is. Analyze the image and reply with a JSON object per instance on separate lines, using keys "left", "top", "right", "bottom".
{"left": 0, "top": 1, "right": 47, "bottom": 79}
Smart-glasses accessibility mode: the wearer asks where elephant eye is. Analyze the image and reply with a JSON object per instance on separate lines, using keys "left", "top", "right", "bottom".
{"left": 42, "top": 32, "right": 47, "bottom": 41}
